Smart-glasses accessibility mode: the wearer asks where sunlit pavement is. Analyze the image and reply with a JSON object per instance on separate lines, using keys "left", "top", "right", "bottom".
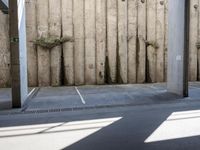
{"left": 1, "top": 99, "right": 200, "bottom": 150}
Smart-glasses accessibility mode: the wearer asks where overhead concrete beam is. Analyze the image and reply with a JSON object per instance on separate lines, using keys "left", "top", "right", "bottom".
{"left": 167, "top": 0, "right": 190, "bottom": 97}
{"left": 9, "top": 0, "right": 28, "bottom": 108}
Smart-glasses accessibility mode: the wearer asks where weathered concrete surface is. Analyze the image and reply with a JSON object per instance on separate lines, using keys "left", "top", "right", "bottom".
{"left": 25, "top": 84, "right": 178, "bottom": 111}
{"left": 1, "top": 98, "right": 200, "bottom": 150}
{"left": 0, "top": 88, "right": 11, "bottom": 109}
{"left": 167, "top": 0, "right": 189, "bottom": 96}
{"left": 0, "top": 10, "right": 10, "bottom": 87}
{"left": 1, "top": 83, "right": 200, "bottom": 111}
{"left": 188, "top": 82, "right": 200, "bottom": 99}
{"left": 0, "top": 88, "right": 34, "bottom": 110}
{"left": 0, "top": 83, "right": 196, "bottom": 112}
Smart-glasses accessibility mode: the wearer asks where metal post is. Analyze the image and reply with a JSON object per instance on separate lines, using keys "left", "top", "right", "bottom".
{"left": 9, "top": 0, "right": 28, "bottom": 108}
{"left": 167, "top": 0, "right": 190, "bottom": 97}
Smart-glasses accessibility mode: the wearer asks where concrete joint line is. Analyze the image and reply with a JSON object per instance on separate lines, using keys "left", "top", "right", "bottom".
{"left": 75, "top": 87, "right": 86, "bottom": 104}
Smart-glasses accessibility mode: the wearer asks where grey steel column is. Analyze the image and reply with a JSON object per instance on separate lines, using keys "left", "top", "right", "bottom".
{"left": 167, "top": 0, "right": 190, "bottom": 97}
{"left": 9, "top": 0, "right": 28, "bottom": 108}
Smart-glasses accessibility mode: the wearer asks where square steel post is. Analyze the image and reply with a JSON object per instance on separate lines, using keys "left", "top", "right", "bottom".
{"left": 9, "top": 0, "right": 28, "bottom": 108}
{"left": 167, "top": 0, "right": 190, "bottom": 97}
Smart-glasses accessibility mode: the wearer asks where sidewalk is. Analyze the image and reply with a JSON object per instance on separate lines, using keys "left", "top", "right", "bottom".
{"left": 0, "top": 82, "right": 200, "bottom": 113}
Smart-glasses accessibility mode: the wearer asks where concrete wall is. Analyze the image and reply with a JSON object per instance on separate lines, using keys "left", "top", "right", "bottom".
{"left": 0, "top": 10, "right": 10, "bottom": 87}
{"left": 0, "top": 0, "right": 197, "bottom": 88}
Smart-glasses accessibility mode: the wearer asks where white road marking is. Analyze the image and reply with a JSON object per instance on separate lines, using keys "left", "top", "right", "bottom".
{"left": 150, "top": 85, "right": 159, "bottom": 90}
{"left": 75, "top": 87, "right": 86, "bottom": 104}
{"left": 27, "top": 88, "right": 36, "bottom": 98}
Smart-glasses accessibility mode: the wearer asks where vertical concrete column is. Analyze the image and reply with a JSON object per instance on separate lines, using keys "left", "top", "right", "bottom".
{"left": 9, "top": 0, "right": 28, "bottom": 108}
{"left": 167, "top": 0, "right": 190, "bottom": 97}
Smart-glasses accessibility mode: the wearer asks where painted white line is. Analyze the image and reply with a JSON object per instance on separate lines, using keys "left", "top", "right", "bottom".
{"left": 75, "top": 87, "right": 86, "bottom": 104}
{"left": 148, "top": 85, "right": 167, "bottom": 93}
{"left": 27, "top": 88, "right": 36, "bottom": 98}
{"left": 150, "top": 85, "right": 159, "bottom": 90}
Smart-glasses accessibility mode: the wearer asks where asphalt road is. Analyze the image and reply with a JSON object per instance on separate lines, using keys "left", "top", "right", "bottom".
{"left": 0, "top": 99, "right": 200, "bottom": 150}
